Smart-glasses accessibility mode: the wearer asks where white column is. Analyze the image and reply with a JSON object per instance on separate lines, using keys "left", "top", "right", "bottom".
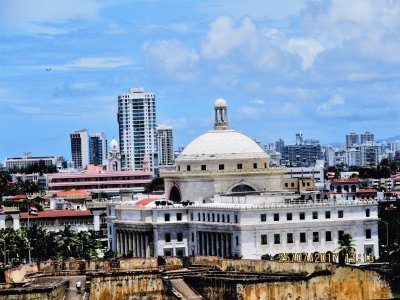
{"left": 116, "top": 231, "right": 120, "bottom": 254}
{"left": 145, "top": 234, "right": 149, "bottom": 258}
{"left": 132, "top": 232, "right": 137, "bottom": 257}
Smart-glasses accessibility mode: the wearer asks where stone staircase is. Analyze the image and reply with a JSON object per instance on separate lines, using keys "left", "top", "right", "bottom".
{"left": 163, "top": 267, "right": 210, "bottom": 300}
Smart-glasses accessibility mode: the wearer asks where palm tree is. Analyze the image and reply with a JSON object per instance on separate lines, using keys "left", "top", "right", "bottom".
{"left": 335, "top": 233, "right": 356, "bottom": 264}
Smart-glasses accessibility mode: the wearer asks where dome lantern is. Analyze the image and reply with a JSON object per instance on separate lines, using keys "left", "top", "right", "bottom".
{"left": 214, "top": 98, "right": 228, "bottom": 130}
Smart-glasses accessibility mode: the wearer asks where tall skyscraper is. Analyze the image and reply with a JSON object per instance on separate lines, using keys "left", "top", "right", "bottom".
{"left": 346, "top": 132, "right": 359, "bottom": 148}
{"left": 360, "top": 131, "right": 375, "bottom": 144}
{"left": 70, "top": 129, "right": 89, "bottom": 169}
{"left": 117, "top": 87, "right": 157, "bottom": 171}
{"left": 157, "top": 125, "right": 174, "bottom": 167}
{"left": 89, "top": 132, "right": 107, "bottom": 166}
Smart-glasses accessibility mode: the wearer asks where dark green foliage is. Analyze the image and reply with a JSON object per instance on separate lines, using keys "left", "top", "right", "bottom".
{"left": 0, "top": 226, "right": 102, "bottom": 267}
{"left": 144, "top": 177, "right": 165, "bottom": 193}
{"left": 7, "top": 160, "right": 58, "bottom": 175}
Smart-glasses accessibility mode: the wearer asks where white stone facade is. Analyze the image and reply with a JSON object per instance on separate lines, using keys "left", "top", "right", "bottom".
{"left": 108, "top": 196, "right": 379, "bottom": 260}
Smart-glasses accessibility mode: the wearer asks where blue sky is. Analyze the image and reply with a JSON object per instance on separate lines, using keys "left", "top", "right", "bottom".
{"left": 1, "top": 0, "right": 400, "bottom": 161}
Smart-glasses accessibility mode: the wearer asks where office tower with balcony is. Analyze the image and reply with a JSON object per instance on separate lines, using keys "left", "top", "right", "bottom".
{"left": 117, "top": 88, "right": 157, "bottom": 171}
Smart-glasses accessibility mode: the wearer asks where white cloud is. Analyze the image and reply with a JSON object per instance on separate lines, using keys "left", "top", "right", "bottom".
{"left": 53, "top": 57, "right": 134, "bottom": 70}
{"left": 13, "top": 105, "right": 51, "bottom": 114}
{"left": 301, "top": 0, "right": 400, "bottom": 63}
{"left": 238, "top": 98, "right": 266, "bottom": 119}
{"left": 142, "top": 40, "right": 199, "bottom": 81}
{"left": 105, "top": 23, "right": 126, "bottom": 35}
{"left": 285, "top": 38, "right": 324, "bottom": 70}
{"left": 252, "top": 99, "right": 264, "bottom": 105}
{"left": 202, "top": 16, "right": 324, "bottom": 71}
{"left": 317, "top": 95, "right": 346, "bottom": 116}
{"left": 202, "top": 16, "right": 258, "bottom": 60}
{"left": 1, "top": 0, "right": 104, "bottom": 34}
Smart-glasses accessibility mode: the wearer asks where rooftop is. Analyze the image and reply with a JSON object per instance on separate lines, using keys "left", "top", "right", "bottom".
{"left": 20, "top": 210, "right": 92, "bottom": 219}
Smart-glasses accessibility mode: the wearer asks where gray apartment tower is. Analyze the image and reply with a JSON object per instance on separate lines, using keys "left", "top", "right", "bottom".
{"left": 117, "top": 87, "right": 157, "bottom": 171}
{"left": 346, "top": 132, "right": 359, "bottom": 148}
{"left": 70, "top": 129, "right": 89, "bottom": 170}
{"left": 89, "top": 132, "right": 107, "bottom": 166}
{"left": 157, "top": 125, "right": 174, "bottom": 167}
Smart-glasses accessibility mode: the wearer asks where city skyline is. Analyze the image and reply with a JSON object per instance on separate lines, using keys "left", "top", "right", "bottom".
{"left": 1, "top": 0, "right": 400, "bottom": 160}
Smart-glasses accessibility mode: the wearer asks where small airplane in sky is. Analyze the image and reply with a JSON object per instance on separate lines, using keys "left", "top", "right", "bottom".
{"left": 46, "top": 67, "right": 52, "bottom": 71}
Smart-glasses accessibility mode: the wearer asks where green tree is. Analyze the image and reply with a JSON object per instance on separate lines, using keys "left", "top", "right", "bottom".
{"left": 335, "top": 233, "right": 356, "bottom": 264}
{"left": 144, "top": 177, "right": 165, "bottom": 193}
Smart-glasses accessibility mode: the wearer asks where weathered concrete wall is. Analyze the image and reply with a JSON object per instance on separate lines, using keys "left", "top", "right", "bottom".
{"left": 194, "top": 256, "right": 331, "bottom": 274}
{"left": 238, "top": 267, "right": 392, "bottom": 300}
{"left": 88, "top": 270, "right": 171, "bottom": 300}
{"left": 185, "top": 265, "right": 392, "bottom": 300}
{"left": 4, "top": 263, "right": 38, "bottom": 284}
{"left": 0, "top": 278, "right": 68, "bottom": 300}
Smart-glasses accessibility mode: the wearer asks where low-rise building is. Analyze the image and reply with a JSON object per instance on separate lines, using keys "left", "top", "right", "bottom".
{"left": 48, "top": 165, "right": 152, "bottom": 193}
{"left": 19, "top": 210, "right": 94, "bottom": 232}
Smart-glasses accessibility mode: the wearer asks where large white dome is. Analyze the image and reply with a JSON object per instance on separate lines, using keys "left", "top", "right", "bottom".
{"left": 177, "top": 130, "right": 269, "bottom": 162}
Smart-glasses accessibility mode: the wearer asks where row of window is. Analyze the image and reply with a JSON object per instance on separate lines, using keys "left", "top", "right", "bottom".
{"left": 21, "top": 219, "right": 92, "bottom": 226}
{"left": 261, "top": 208, "right": 371, "bottom": 222}
{"left": 164, "top": 212, "right": 239, "bottom": 224}
{"left": 260, "top": 229, "right": 372, "bottom": 245}
{"left": 178, "top": 162, "right": 267, "bottom": 172}
{"left": 165, "top": 232, "right": 183, "bottom": 243}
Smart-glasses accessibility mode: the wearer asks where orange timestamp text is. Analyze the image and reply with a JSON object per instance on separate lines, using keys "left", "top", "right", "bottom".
{"left": 277, "top": 252, "right": 375, "bottom": 263}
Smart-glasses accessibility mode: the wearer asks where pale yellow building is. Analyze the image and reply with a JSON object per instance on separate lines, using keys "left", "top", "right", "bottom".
{"left": 161, "top": 99, "right": 285, "bottom": 202}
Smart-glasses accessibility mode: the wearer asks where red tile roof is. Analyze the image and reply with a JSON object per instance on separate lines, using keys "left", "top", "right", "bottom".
{"left": 56, "top": 189, "right": 91, "bottom": 197}
{"left": 330, "top": 178, "right": 361, "bottom": 183}
{"left": 135, "top": 198, "right": 158, "bottom": 206}
{"left": 11, "top": 195, "right": 27, "bottom": 200}
{"left": 356, "top": 189, "right": 378, "bottom": 193}
{"left": 20, "top": 210, "right": 92, "bottom": 219}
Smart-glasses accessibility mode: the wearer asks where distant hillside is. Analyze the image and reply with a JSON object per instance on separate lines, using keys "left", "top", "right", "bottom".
{"left": 378, "top": 135, "right": 400, "bottom": 143}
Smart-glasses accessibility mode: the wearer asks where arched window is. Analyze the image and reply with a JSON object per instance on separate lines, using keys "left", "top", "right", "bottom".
{"left": 344, "top": 185, "right": 349, "bottom": 192}
{"left": 169, "top": 186, "right": 181, "bottom": 202}
{"left": 231, "top": 184, "right": 255, "bottom": 193}
{"left": 351, "top": 185, "right": 357, "bottom": 192}
{"left": 336, "top": 185, "right": 342, "bottom": 193}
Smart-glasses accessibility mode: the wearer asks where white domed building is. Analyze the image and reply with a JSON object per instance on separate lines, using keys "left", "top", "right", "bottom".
{"left": 161, "top": 99, "right": 285, "bottom": 202}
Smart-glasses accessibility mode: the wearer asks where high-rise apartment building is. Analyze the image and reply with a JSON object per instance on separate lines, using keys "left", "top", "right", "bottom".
{"left": 89, "top": 132, "right": 107, "bottom": 166}
{"left": 70, "top": 129, "right": 89, "bottom": 170}
{"left": 281, "top": 134, "right": 323, "bottom": 167}
{"left": 360, "top": 131, "right": 375, "bottom": 144}
{"left": 360, "top": 144, "right": 379, "bottom": 166}
{"left": 117, "top": 87, "right": 157, "bottom": 171}
{"left": 346, "top": 132, "right": 359, "bottom": 148}
{"left": 157, "top": 125, "right": 174, "bottom": 167}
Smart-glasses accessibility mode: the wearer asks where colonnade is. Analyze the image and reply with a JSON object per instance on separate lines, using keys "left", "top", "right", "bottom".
{"left": 197, "top": 231, "right": 233, "bottom": 257}
{"left": 115, "top": 229, "right": 152, "bottom": 257}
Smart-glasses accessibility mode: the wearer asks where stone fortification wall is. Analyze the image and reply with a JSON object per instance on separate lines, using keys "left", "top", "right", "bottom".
{"left": 190, "top": 257, "right": 392, "bottom": 300}
{"left": 238, "top": 267, "right": 391, "bottom": 300}
{"left": 194, "top": 256, "right": 330, "bottom": 274}
{"left": 2, "top": 257, "right": 159, "bottom": 283}
{"left": 88, "top": 270, "right": 170, "bottom": 300}
{"left": 0, "top": 277, "right": 68, "bottom": 300}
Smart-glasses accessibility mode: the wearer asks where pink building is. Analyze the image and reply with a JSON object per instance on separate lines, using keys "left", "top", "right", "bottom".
{"left": 48, "top": 165, "right": 153, "bottom": 192}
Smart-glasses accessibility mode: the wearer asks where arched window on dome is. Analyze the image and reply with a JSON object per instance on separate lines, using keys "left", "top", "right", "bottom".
{"left": 231, "top": 184, "right": 255, "bottom": 193}
{"left": 169, "top": 186, "right": 182, "bottom": 202}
